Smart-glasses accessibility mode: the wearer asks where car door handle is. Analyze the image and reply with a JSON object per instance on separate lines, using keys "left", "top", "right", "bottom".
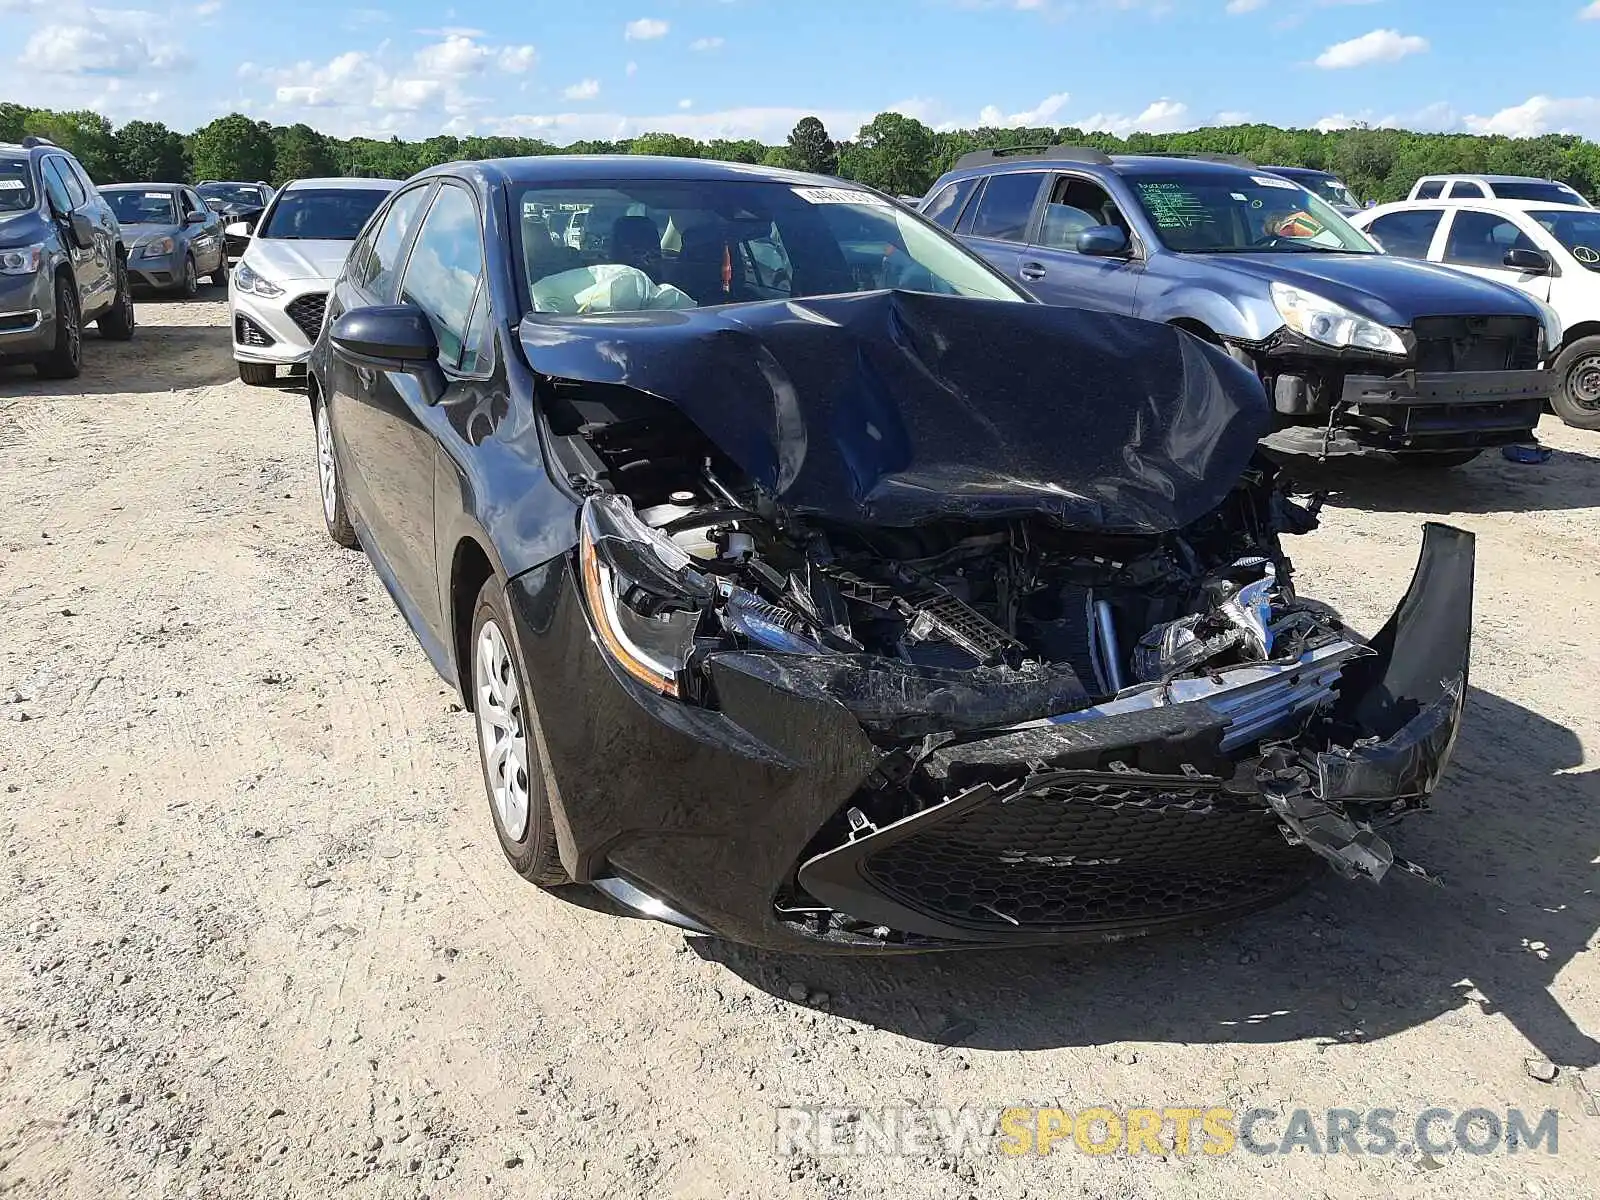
{"left": 356, "top": 365, "right": 375, "bottom": 389}
{"left": 1019, "top": 262, "right": 1047, "bottom": 281}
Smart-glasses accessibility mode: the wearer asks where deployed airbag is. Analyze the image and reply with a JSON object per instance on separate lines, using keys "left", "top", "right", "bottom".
{"left": 519, "top": 289, "right": 1272, "bottom": 533}
{"left": 530, "top": 264, "right": 698, "bottom": 315}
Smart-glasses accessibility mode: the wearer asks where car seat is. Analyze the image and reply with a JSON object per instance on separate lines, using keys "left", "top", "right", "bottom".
{"left": 611, "top": 215, "right": 663, "bottom": 276}
{"left": 522, "top": 212, "right": 577, "bottom": 292}
{"left": 671, "top": 224, "right": 734, "bottom": 305}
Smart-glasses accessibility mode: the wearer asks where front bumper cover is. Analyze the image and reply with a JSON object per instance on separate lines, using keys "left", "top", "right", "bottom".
{"left": 510, "top": 525, "right": 1473, "bottom": 952}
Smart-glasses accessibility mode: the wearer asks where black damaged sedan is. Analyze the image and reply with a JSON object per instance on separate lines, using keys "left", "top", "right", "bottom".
{"left": 306, "top": 156, "right": 1474, "bottom": 952}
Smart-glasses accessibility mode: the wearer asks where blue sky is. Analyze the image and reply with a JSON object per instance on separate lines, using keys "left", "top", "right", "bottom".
{"left": 3, "top": 0, "right": 1599, "bottom": 144}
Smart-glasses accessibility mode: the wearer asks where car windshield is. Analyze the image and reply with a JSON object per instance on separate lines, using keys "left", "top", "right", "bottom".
{"left": 1528, "top": 209, "right": 1600, "bottom": 271}
{"left": 198, "top": 183, "right": 264, "bottom": 208}
{"left": 104, "top": 189, "right": 178, "bottom": 226}
{"left": 259, "top": 188, "right": 389, "bottom": 241}
{"left": 0, "top": 156, "right": 35, "bottom": 213}
{"left": 1494, "top": 181, "right": 1589, "bottom": 206}
{"left": 512, "top": 179, "right": 1027, "bottom": 316}
{"left": 1128, "top": 173, "right": 1378, "bottom": 254}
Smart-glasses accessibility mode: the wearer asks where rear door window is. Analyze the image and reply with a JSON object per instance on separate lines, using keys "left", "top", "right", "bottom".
{"left": 348, "top": 185, "right": 431, "bottom": 300}
{"left": 1365, "top": 210, "right": 1443, "bottom": 259}
{"left": 964, "top": 172, "right": 1045, "bottom": 242}
{"left": 923, "top": 178, "right": 978, "bottom": 230}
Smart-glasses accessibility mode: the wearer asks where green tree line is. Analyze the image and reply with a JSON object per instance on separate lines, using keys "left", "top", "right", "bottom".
{"left": 7, "top": 102, "right": 1600, "bottom": 204}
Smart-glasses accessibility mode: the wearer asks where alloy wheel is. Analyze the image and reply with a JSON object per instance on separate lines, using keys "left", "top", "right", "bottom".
{"left": 62, "top": 284, "right": 81, "bottom": 366}
{"left": 475, "top": 620, "right": 530, "bottom": 841}
{"left": 1568, "top": 354, "right": 1600, "bottom": 412}
{"left": 315, "top": 404, "right": 338, "bottom": 524}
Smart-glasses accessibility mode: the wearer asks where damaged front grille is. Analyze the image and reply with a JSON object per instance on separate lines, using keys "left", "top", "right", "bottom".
{"left": 1412, "top": 315, "right": 1540, "bottom": 372}
{"left": 845, "top": 772, "right": 1316, "bottom": 933}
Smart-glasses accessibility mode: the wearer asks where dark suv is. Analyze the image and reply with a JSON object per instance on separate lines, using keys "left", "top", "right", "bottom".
{"left": 925, "top": 147, "right": 1558, "bottom": 466}
{"left": 0, "top": 136, "right": 135, "bottom": 378}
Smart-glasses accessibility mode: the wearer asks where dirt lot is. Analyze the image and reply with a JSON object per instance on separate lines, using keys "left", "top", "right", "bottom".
{"left": 1, "top": 296, "right": 1597, "bottom": 1199}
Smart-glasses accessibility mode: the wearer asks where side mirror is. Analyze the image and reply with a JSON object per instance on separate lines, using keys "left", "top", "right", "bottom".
{"left": 224, "top": 221, "right": 251, "bottom": 239}
{"left": 1076, "top": 224, "right": 1130, "bottom": 258}
{"left": 331, "top": 305, "right": 446, "bottom": 405}
{"left": 1503, "top": 247, "right": 1551, "bottom": 274}
{"left": 68, "top": 211, "right": 96, "bottom": 250}
{"left": 185, "top": 210, "right": 209, "bottom": 225}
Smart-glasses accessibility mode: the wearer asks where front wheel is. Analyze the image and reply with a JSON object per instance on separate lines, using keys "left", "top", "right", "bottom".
{"left": 1391, "top": 450, "right": 1482, "bottom": 469}
{"left": 34, "top": 277, "right": 82, "bottom": 380}
{"left": 97, "top": 260, "right": 135, "bottom": 341}
{"left": 1551, "top": 335, "right": 1600, "bottom": 431}
{"left": 313, "top": 394, "right": 358, "bottom": 549}
{"left": 237, "top": 361, "right": 277, "bottom": 386}
{"left": 471, "top": 580, "right": 567, "bottom": 888}
{"left": 177, "top": 254, "right": 198, "bottom": 299}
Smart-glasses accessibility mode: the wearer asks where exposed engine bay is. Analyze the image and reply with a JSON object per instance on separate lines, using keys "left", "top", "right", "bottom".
{"left": 525, "top": 291, "right": 1472, "bottom": 948}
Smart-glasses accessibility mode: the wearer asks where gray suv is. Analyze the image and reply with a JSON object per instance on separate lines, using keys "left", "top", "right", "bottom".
{"left": 926, "top": 147, "right": 1558, "bottom": 466}
{"left": 0, "top": 136, "right": 135, "bottom": 379}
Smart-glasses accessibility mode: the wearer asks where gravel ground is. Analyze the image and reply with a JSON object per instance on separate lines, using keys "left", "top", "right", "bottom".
{"left": 1, "top": 296, "right": 1597, "bottom": 1199}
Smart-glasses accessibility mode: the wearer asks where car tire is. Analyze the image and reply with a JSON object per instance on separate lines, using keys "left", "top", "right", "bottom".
{"left": 209, "top": 252, "right": 229, "bottom": 287}
{"left": 312, "top": 393, "right": 359, "bottom": 549}
{"left": 177, "top": 253, "right": 198, "bottom": 299}
{"left": 1391, "top": 450, "right": 1481, "bottom": 469}
{"left": 97, "top": 259, "right": 136, "bottom": 342}
{"left": 237, "top": 361, "right": 277, "bottom": 386}
{"left": 1550, "top": 335, "right": 1600, "bottom": 431}
{"left": 470, "top": 579, "right": 568, "bottom": 888}
{"left": 34, "top": 277, "right": 82, "bottom": 381}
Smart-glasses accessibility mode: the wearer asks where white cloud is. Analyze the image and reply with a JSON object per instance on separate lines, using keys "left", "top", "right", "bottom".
{"left": 20, "top": 14, "right": 190, "bottom": 76}
{"left": 1314, "top": 28, "right": 1428, "bottom": 68}
{"left": 1314, "top": 101, "right": 1461, "bottom": 133}
{"left": 1070, "top": 98, "right": 1192, "bottom": 135}
{"left": 562, "top": 78, "right": 600, "bottom": 100}
{"left": 498, "top": 45, "right": 537, "bottom": 72}
{"left": 678, "top": 98, "right": 693, "bottom": 109}
{"left": 977, "top": 91, "right": 1070, "bottom": 127}
{"left": 689, "top": 36, "right": 725, "bottom": 51}
{"left": 1225, "top": 0, "right": 1266, "bottom": 12}
{"left": 624, "top": 17, "right": 669, "bottom": 40}
{"left": 1465, "top": 94, "right": 1600, "bottom": 138}
{"left": 489, "top": 104, "right": 876, "bottom": 146}
{"left": 413, "top": 34, "right": 492, "bottom": 76}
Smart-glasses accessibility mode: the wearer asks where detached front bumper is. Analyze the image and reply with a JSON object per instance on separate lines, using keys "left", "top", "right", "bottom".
{"left": 508, "top": 527, "right": 1473, "bottom": 952}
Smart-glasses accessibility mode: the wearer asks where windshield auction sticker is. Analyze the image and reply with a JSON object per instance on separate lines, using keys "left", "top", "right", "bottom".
{"left": 792, "top": 187, "right": 891, "bottom": 206}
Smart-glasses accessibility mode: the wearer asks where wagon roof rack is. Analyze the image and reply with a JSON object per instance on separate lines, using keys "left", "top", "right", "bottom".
{"left": 953, "top": 144, "right": 1113, "bottom": 170}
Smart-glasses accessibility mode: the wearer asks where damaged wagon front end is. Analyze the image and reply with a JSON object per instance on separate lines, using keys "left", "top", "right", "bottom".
{"left": 517, "top": 290, "right": 1472, "bottom": 951}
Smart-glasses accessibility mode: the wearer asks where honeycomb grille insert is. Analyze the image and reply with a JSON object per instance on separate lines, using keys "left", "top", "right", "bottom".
{"left": 285, "top": 292, "right": 328, "bottom": 342}
{"left": 861, "top": 775, "right": 1315, "bottom": 931}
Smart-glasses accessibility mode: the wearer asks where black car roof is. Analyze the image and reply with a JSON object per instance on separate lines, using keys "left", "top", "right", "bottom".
{"left": 415, "top": 154, "right": 841, "bottom": 190}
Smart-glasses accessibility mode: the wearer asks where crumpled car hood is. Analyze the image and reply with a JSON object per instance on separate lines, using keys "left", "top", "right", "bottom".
{"left": 519, "top": 289, "right": 1271, "bottom": 534}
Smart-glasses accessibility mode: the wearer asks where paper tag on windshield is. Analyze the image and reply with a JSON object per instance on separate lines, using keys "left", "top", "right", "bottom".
{"left": 0, "top": 180, "right": 24, "bottom": 191}
{"left": 792, "top": 186, "right": 891, "bottom": 207}
{"left": 144, "top": 191, "right": 167, "bottom": 199}
{"left": 1253, "top": 175, "right": 1299, "bottom": 190}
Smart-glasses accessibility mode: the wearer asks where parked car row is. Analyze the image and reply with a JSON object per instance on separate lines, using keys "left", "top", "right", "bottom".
{"left": 920, "top": 146, "right": 1561, "bottom": 466}
{"left": 0, "top": 134, "right": 296, "bottom": 379}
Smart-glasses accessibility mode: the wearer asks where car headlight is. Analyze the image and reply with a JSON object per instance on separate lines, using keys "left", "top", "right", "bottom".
{"left": 137, "top": 236, "right": 175, "bottom": 259}
{"left": 1270, "top": 282, "right": 1406, "bottom": 356}
{"left": 0, "top": 243, "right": 43, "bottom": 275}
{"left": 577, "top": 495, "right": 716, "bottom": 697}
{"left": 1530, "top": 297, "right": 1562, "bottom": 357}
{"left": 234, "top": 261, "right": 283, "bottom": 298}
